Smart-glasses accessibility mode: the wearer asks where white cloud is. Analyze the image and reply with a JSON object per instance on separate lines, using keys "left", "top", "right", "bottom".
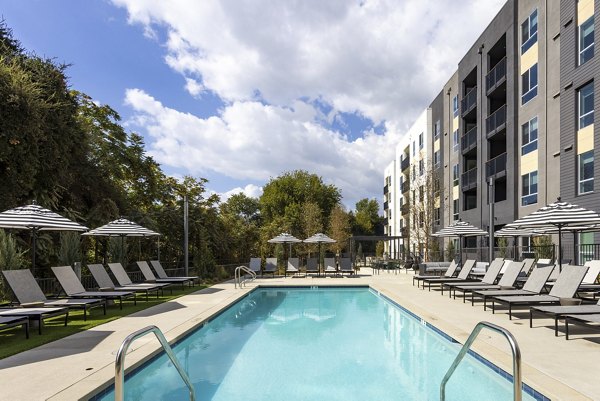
{"left": 218, "top": 184, "right": 264, "bottom": 202}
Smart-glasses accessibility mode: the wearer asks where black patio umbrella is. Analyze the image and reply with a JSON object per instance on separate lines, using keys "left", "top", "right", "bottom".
{"left": 0, "top": 203, "right": 88, "bottom": 274}
{"left": 432, "top": 220, "right": 488, "bottom": 265}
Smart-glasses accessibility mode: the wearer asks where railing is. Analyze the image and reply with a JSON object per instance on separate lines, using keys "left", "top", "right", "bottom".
{"left": 115, "top": 325, "right": 196, "bottom": 401}
{"left": 461, "top": 126, "right": 477, "bottom": 153}
{"left": 401, "top": 156, "right": 410, "bottom": 171}
{"left": 461, "top": 86, "right": 477, "bottom": 116}
{"left": 383, "top": 184, "right": 389, "bottom": 194}
{"left": 485, "top": 57, "right": 507, "bottom": 93}
{"left": 234, "top": 265, "right": 256, "bottom": 289}
{"left": 461, "top": 167, "right": 477, "bottom": 191}
{"left": 486, "top": 152, "right": 507, "bottom": 178}
{"left": 383, "top": 201, "right": 389, "bottom": 210}
{"left": 486, "top": 104, "right": 507, "bottom": 138}
{"left": 440, "top": 321, "right": 521, "bottom": 401}
{"left": 400, "top": 203, "right": 409, "bottom": 215}
{"left": 401, "top": 182, "right": 409, "bottom": 194}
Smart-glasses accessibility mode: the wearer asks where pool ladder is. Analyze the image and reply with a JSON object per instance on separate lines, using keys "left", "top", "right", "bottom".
{"left": 115, "top": 325, "right": 196, "bottom": 401}
{"left": 440, "top": 321, "right": 522, "bottom": 401}
{"left": 235, "top": 265, "right": 257, "bottom": 288}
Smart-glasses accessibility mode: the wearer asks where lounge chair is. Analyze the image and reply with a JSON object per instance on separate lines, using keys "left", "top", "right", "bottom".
{"left": 286, "top": 258, "right": 300, "bottom": 277}
{"left": 441, "top": 258, "right": 504, "bottom": 296}
{"left": 449, "top": 260, "right": 528, "bottom": 302}
{"left": 108, "top": 263, "right": 172, "bottom": 295}
{"left": 564, "top": 314, "right": 600, "bottom": 339}
{"left": 51, "top": 266, "right": 136, "bottom": 309}
{"left": 88, "top": 263, "right": 163, "bottom": 302}
{"left": 264, "top": 258, "right": 278, "bottom": 276}
{"left": 339, "top": 258, "right": 354, "bottom": 276}
{"left": 530, "top": 297, "right": 600, "bottom": 336}
{"left": 323, "top": 258, "right": 337, "bottom": 276}
{"left": 150, "top": 260, "right": 198, "bottom": 283}
{"left": 305, "top": 258, "right": 319, "bottom": 276}
{"left": 546, "top": 260, "right": 600, "bottom": 292}
{"left": 0, "top": 315, "right": 29, "bottom": 338}
{"left": 0, "top": 307, "right": 68, "bottom": 335}
{"left": 472, "top": 262, "right": 554, "bottom": 308}
{"left": 412, "top": 260, "right": 459, "bottom": 287}
{"left": 420, "top": 260, "right": 476, "bottom": 291}
{"left": 491, "top": 265, "right": 589, "bottom": 319}
{"left": 137, "top": 261, "right": 191, "bottom": 289}
{"left": 1, "top": 269, "right": 105, "bottom": 321}
{"left": 248, "top": 258, "right": 262, "bottom": 275}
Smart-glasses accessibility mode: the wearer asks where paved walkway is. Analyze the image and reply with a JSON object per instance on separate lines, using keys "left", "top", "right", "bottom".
{"left": 0, "top": 269, "right": 598, "bottom": 400}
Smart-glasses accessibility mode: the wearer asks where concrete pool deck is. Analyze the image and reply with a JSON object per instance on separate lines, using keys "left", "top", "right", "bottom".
{"left": 0, "top": 269, "right": 598, "bottom": 401}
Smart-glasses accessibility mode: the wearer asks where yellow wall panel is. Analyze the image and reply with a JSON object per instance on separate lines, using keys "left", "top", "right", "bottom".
{"left": 453, "top": 185, "right": 459, "bottom": 200}
{"left": 453, "top": 117, "right": 459, "bottom": 131}
{"left": 578, "top": 0, "right": 594, "bottom": 25}
{"left": 520, "top": 42, "right": 538, "bottom": 74}
{"left": 521, "top": 149, "right": 538, "bottom": 174}
{"left": 578, "top": 124, "right": 595, "bottom": 154}
{"left": 434, "top": 196, "right": 440, "bottom": 208}
{"left": 434, "top": 139, "right": 440, "bottom": 152}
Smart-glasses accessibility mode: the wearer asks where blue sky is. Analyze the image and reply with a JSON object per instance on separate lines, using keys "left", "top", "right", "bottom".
{"left": 1, "top": 0, "right": 504, "bottom": 208}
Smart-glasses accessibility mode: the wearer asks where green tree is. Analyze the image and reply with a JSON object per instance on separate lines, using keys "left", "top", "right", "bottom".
{"left": 328, "top": 205, "right": 351, "bottom": 255}
{"left": 353, "top": 198, "right": 380, "bottom": 234}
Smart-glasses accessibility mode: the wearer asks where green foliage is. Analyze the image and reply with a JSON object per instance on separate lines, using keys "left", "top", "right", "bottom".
{"left": 328, "top": 204, "right": 351, "bottom": 254}
{"left": 375, "top": 241, "right": 384, "bottom": 257}
{"left": 0, "top": 229, "right": 25, "bottom": 270}
{"left": 353, "top": 198, "right": 381, "bottom": 234}
{"left": 58, "top": 232, "right": 83, "bottom": 266}
{"left": 429, "top": 238, "right": 441, "bottom": 261}
{"left": 533, "top": 235, "right": 554, "bottom": 259}
{"left": 497, "top": 237, "right": 508, "bottom": 258}
{"left": 445, "top": 240, "right": 456, "bottom": 262}
{"left": 108, "top": 237, "right": 128, "bottom": 266}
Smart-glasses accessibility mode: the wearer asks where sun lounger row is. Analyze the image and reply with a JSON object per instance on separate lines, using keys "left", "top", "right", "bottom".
{"left": 248, "top": 257, "right": 356, "bottom": 276}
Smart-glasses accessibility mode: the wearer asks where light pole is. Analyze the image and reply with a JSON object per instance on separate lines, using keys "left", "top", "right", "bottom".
{"left": 488, "top": 177, "right": 495, "bottom": 263}
{"left": 183, "top": 195, "right": 189, "bottom": 276}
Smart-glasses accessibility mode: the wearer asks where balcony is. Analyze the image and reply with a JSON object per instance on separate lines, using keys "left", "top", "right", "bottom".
{"left": 401, "top": 182, "right": 409, "bottom": 194}
{"left": 383, "top": 184, "right": 389, "bottom": 195}
{"left": 486, "top": 152, "right": 507, "bottom": 178}
{"left": 461, "top": 126, "right": 477, "bottom": 154}
{"left": 401, "top": 203, "right": 409, "bottom": 215}
{"left": 461, "top": 86, "right": 477, "bottom": 117}
{"left": 485, "top": 57, "right": 506, "bottom": 95}
{"left": 401, "top": 156, "right": 410, "bottom": 172}
{"left": 461, "top": 167, "right": 477, "bottom": 191}
{"left": 383, "top": 201, "right": 389, "bottom": 210}
{"left": 400, "top": 227, "right": 408, "bottom": 237}
{"left": 486, "top": 104, "right": 507, "bottom": 139}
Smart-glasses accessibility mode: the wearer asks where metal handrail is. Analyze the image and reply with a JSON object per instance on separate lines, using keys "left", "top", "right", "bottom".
{"left": 235, "top": 265, "right": 257, "bottom": 288}
{"left": 115, "top": 325, "right": 196, "bottom": 401}
{"left": 440, "top": 321, "right": 521, "bottom": 401}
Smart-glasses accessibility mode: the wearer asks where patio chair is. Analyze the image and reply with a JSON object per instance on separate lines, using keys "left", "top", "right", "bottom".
{"left": 51, "top": 265, "right": 136, "bottom": 309}
{"left": 305, "top": 258, "right": 319, "bottom": 276}
{"left": 264, "top": 258, "right": 278, "bottom": 277}
{"left": 248, "top": 258, "right": 262, "bottom": 275}
{"left": 420, "top": 259, "right": 476, "bottom": 291}
{"left": 108, "top": 263, "right": 172, "bottom": 295}
{"left": 0, "top": 315, "right": 29, "bottom": 338}
{"left": 472, "top": 262, "right": 554, "bottom": 308}
{"left": 150, "top": 260, "right": 198, "bottom": 283}
{"left": 547, "top": 260, "right": 600, "bottom": 292}
{"left": 412, "top": 260, "right": 459, "bottom": 287}
{"left": 323, "top": 258, "right": 338, "bottom": 276}
{"left": 0, "top": 307, "right": 68, "bottom": 335}
{"left": 564, "top": 314, "right": 600, "bottom": 339}
{"left": 1, "top": 269, "right": 105, "bottom": 321}
{"left": 339, "top": 258, "right": 354, "bottom": 276}
{"left": 137, "top": 261, "right": 191, "bottom": 289}
{"left": 441, "top": 258, "right": 504, "bottom": 296}
{"left": 530, "top": 296, "right": 600, "bottom": 336}
{"left": 88, "top": 264, "right": 163, "bottom": 302}
{"left": 286, "top": 258, "right": 301, "bottom": 277}
{"left": 491, "top": 264, "right": 589, "bottom": 320}
{"left": 448, "top": 260, "right": 528, "bottom": 302}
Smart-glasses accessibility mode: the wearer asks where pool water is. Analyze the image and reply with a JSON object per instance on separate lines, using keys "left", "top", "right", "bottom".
{"left": 94, "top": 287, "right": 538, "bottom": 401}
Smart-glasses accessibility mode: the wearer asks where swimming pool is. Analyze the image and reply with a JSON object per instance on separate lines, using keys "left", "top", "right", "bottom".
{"left": 93, "top": 287, "right": 543, "bottom": 400}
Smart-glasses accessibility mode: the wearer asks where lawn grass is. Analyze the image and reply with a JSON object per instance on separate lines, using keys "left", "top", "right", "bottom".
{"left": 0, "top": 284, "right": 206, "bottom": 360}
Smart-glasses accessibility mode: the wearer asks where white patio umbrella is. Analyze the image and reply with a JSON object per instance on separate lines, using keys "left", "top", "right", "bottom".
{"left": 268, "top": 233, "right": 302, "bottom": 261}
{"left": 495, "top": 225, "right": 540, "bottom": 260}
{"left": 511, "top": 197, "right": 600, "bottom": 270}
{"left": 304, "top": 233, "right": 336, "bottom": 272}
{"left": 0, "top": 203, "right": 88, "bottom": 273}
{"left": 432, "top": 220, "right": 488, "bottom": 265}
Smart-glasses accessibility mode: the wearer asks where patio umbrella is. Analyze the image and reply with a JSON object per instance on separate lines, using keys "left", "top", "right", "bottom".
{"left": 0, "top": 203, "right": 88, "bottom": 274}
{"left": 268, "top": 233, "right": 302, "bottom": 261}
{"left": 432, "top": 220, "right": 488, "bottom": 265}
{"left": 304, "top": 233, "right": 336, "bottom": 272}
{"left": 511, "top": 197, "right": 600, "bottom": 271}
{"left": 495, "top": 225, "right": 540, "bottom": 260}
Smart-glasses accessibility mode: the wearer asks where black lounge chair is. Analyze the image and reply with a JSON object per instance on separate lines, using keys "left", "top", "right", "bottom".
{"left": 412, "top": 260, "right": 459, "bottom": 287}
{"left": 323, "top": 258, "right": 337, "bottom": 276}
{"left": 420, "top": 260, "right": 476, "bottom": 291}
{"left": 530, "top": 297, "right": 600, "bottom": 336}
{"left": 88, "top": 264, "right": 163, "bottom": 302}
{"left": 264, "top": 258, "right": 278, "bottom": 277}
{"left": 150, "top": 260, "right": 198, "bottom": 283}
{"left": 0, "top": 307, "right": 68, "bottom": 335}
{"left": 285, "top": 258, "right": 301, "bottom": 277}
{"left": 0, "top": 315, "right": 30, "bottom": 338}
{"left": 339, "top": 258, "right": 354, "bottom": 276}
{"left": 441, "top": 258, "right": 504, "bottom": 297}
{"left": 51, "top": 266, "right": 136, "bottom": 309}
{"left": 1, "top": 269, "right": 105, "bottom": 321}
{"left": 305, "top": 258, "right": 319, "bottom": 276}
{"left": 247, "top": 258, "right": 262, "bottom": 276}
{"left": 107, "top": 263, "right": 172, "bottom": 295}
{"left": 137, "top": 261, "right": 191, "bottom": 289}
{"left": 564, "top": 314, "right": 600, "bottom": 339}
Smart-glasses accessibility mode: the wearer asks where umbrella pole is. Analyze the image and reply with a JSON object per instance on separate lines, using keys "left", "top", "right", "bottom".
{"left": 31, "top": 229, "right": 37, "bottom": 276}
{"left": 558, "top": 226, "right": 563, "bottom": 272}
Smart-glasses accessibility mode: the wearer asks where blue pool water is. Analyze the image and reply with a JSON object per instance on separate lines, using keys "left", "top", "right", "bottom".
{"left": 94, "top": 287, "right": 541, "bottom": 401}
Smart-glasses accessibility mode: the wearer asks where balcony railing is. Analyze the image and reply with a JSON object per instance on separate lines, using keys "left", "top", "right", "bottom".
{"left": 486, "top": 57, "right": 507, "bottom": 93}
{"left": 400, "top": 227, "right": 408, "bottom": 237}
{"left": 485, "top": 152, "right": 507, "bottom": 178}
{"left": 461, "top": 86, "right": 477, "bottom": 117}
{"left": 401, "top": 182, "right": 409, "bottom": 194}
{"left": 461, "top": 167, "right": 477, "bottom": 191}
{"left": 383, "top": 201, "right": 389, "bottom": 210}
{"left": 401, "top": 156, "right": 410, "bottom": 171}
{"left": 486, "top": 104, "right": 507, "bottom": 138}
{"left": 401, "top": 203, "right": 409, "bottom": 215}
{"left": 383, "top": 184, "right": 389, "bottom": 194}
{"left": 461, "top": 126, "right": 477, "bottom": 153}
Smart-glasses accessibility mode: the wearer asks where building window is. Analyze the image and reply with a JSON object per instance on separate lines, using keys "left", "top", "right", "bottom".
{"left": 419, "top": 160, "right": 424, "bottom": 176}
{"left": 418, "top": 133, "right": 423, "bottom": 150}
{"left": 579, "top": 232, "right": 595, "bottom": 263}
{"left": 580, "top": 15, "right": 595, "bottom": 65}
{"left": 452, "top": 129, "right": 459, "bottom": 152}
{"left": 521, "top": 8, "right": 538, "bottom": 54}
{"left": 412, "top": 141, "right": 415, "bottom": 156}
{"left": 434, "top": 150, "right": 441, "bottom": 168}
{"left": 419, "top": 186, "right": 424, "bottom": 202}
{"left": 579, "top": 150, "right": 594, "bottom": 194}
{"left": 453, "top": 164, "right": 459, "bottom": 186}
{"left": 453, "top": 95, "right": 459, "bottom": 117}
{"left": 419, "top": 211, "right": 424, "bottom": 227}
{"left": 522, "top": 171, "right": 538, "bottom": 206}
{"left": 453, "top": 199, "right": 459, "bottom": 221}
{"left": 433, "top": 120, "right": 440, "bottom": 140}
{"left": 434, "top": 208, "right": 440, "bottom": 226}
{"left": 579, "top": 82, "right": 594, "bottom": 129}
{"left": 521, "top": 63, "right": 538, "bottom": 104}
{"left": 521, "top": 116, "right": 538, "bottom": 155}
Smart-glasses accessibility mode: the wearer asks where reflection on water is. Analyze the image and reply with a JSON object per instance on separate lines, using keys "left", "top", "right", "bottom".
{"left": 93, "top": 288, "right": 536, "bottom": 401}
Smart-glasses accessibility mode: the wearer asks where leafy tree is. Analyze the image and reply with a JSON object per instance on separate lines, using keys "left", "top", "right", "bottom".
{"left": 353, "top": 198, "right": 380, "bottom": 234}
{"left": 328, "top": 205, "right": 351, "bottom": 255}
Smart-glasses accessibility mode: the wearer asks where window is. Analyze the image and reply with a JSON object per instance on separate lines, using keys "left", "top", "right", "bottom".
{"left": 521, "top": 63, "right": 538, "bottom": 104}
{"left": 453, "top": 199, "right": 459, "bottom": 221}
{"left": 412, "top": 141, "right": 415, "bottom": 156}
{"left": 434, "top": 178, "right": 440, "bottom": 195}
{"left": 580, "top": 16, "right": 595, "bottom": 65}
{"left": 434, "top": 150, "right": 441, "bottom": 168}
{"left": 453, "top": 164, "right": 459, "bottom": 186}
{"left": 579, "top": 82, "right": 594, "bottom": 129}
{"left": 579, "top": 232, "right": 595, "bottom": 263}
{"left": 521, "top": 117, "right": 538, "bottom": 155}
{"left": 419, "top": 160, "right": 424, "bottom": 176}
{"left": 521, "top": 9, "right": 538, "bottom": 54}
{"left": 579, "top": 150, "right": 594, "bottom": 194}
{"left": 434, "top": 208, "right": 441, "bottom": 226}
{"left": 412, "top": 166, "right": 416, "bottom": 181}
{"left": 521, "top": 171, "right": 538, "bottom": 206}
{"left": 453, "top": 95, "right": 459, "bottom": 117}
{"left": 419, "top": 133, "right": 423, "bottom": 149}
{"left": 434, "top": 120, "right": 440, "bottom": 140}
{"left": 453, "top": 129, "right": 459, "bottom": 152}
{"left": 419, "top": 185, "right": 424, "bottom": 202}
{"left": 419, "top": 211, "right": 424, "bottom": 227}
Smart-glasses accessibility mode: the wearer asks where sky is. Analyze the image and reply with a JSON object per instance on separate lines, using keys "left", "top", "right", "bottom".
{"left": 1, "top": 0, "right": 505, "bottom": 210}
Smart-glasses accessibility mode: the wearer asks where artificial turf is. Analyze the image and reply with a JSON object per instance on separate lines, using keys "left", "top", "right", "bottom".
{"left": 0, "top": 284, "right": 206, "bottom": 360}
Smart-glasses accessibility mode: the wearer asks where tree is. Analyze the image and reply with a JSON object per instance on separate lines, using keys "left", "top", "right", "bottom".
{"left": 353, "top": 198, "right": 381, "bottom": 234}
{"left": 220, "top": 193, "right": 261, "bottom": 262}
{"left": 300, "top": 201, "right": 323, "bottom": 256}
{"left": 328, "top": 205, "right": 351, "bottom": 255}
